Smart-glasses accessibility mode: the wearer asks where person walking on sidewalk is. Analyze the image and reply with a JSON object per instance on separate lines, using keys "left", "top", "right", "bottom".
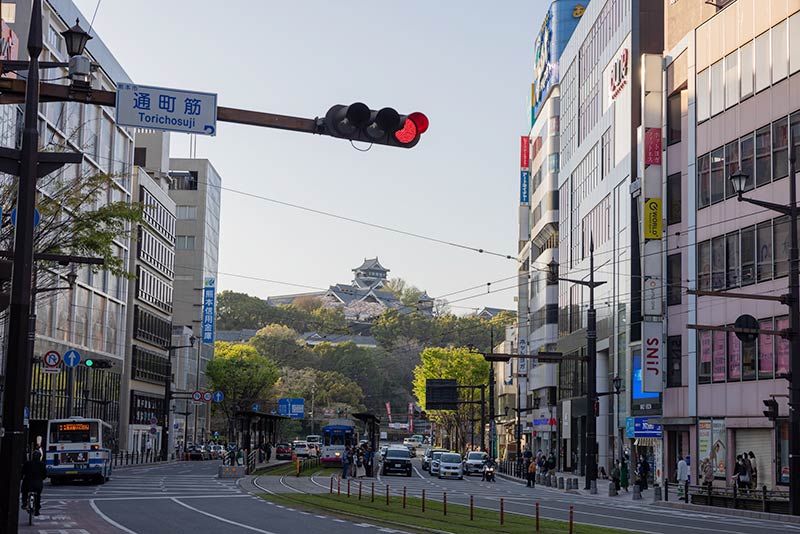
{"left": 677, "top": 456, "right": 689, "bottom": 498}
{"left": 611, "top": 461, "right": 621, "bottom": 491}
{"left": 702, "top": 458, "right": 714, "bottom": 488}
{"left": 620, "top": 456, "right": 630, "bottom": 492}
{"left": 748, "top": 451, "right": 758, "bottom": 490}
{"left": 266, "top": 442, "right": 272, "bottom": 463}
{"left": 341, "top": 446, "right": 350, "bottom": 479}
{"left": 527, "top": 458, "right": 537, "bottom": 487}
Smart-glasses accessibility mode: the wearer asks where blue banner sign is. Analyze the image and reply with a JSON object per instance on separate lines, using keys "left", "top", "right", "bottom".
{"left": 278, "top": 397, "right": 305, "bottom": 419}
{"left": 626, "top": 417, "right": 662, "bottom": 439}
{"left": 520, "top": 170, "right": 530, "bottom": 203}
{"left": 202, "top": 278, "right": 215, "bottom": 343}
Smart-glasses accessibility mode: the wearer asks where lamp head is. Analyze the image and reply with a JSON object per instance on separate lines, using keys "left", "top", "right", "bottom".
{"left": 61, "top": 18, "right": 93, "bottom": 58}
{"left": 728, "top": 170, "right": 749, "bottom": 197}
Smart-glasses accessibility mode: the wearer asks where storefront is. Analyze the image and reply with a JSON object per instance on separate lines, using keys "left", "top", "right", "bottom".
{"left": 626, "top": 416, "right": 663, "bottom": 485}
{"left": 532, "top": 407, "right": 557, "bottom": 456}
{"left": 777, "top": 420, "right": 790, "bottom": 486}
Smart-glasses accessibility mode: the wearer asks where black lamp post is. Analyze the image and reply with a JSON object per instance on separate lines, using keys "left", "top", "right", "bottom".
{"left": 611, "top": 375, "right": 622, "bottom": 465}
{"left": 162, "top": 335, "right": 197, "bottom": 461}
{"left": 548, "top": 238, "right": 605, "bottom": 490}
{"left": 729, "top": 131, "right": 800, "bottom": 515}
{"left": 60, "top": 18, "right": 92, "bottom": 57}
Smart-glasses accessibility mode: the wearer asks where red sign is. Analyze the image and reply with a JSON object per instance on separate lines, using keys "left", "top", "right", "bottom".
{"left": 644, "top": 128, "right": 662, "bottom": 165}
{"left": 520, "top": 136, "right": 530, "bottom": 168}
{"left": 712, "top": 330, "right": 726, "bottom": 382}
{"left": 777, "top": 317, "right": 790, "bottom": 374}
{"left": 609, "top": 48, "right": 629, "bottom": 101}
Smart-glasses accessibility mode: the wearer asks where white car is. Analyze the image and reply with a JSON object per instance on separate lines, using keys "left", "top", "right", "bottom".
{"left": 463, "top": 451, "right": 488, "bottom": 475}
{"left": 293, "top": 441, "right": 310, "bottom": 457}
{"left": 438, "top": 452, "right": 464, "bottom": 480}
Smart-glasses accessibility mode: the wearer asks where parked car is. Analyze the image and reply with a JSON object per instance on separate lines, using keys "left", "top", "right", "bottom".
{"left": 293, "top": 441, "right": 311, "bottom": 458}
{"left": 463, "top": 451, "right": 488, "bottom": 475}
{"left": 429, "top": 451, "right": 446, "bottom": 476}
{"left": 438, "top": 453, "right": 464, "bottom": 480}
{"left": 275, "top": 443, "right": 293, "bottom": 460}
{"left": 382, "top": 446, "right": 413, "bottom": 477}
{"left": 422, "top": 448, "right": 448, "bottom": 471}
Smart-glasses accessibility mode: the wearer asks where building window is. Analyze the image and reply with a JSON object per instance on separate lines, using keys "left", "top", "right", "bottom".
{"left": 742, "top": 338, "right": 756, "bottom": 381}
{"left": 133, "top": 305, "right": 172, "bottom": 347}
{"left": 698, "top": 154, "right": 710, "bottom": 209}
{"left": 725, "top": 233, "right": 739, "bottom": 288}
{"left": 47, "top": 25, "right": 62, "bottom": 53}
{"left": 711, "top": 236, "right": 725, "bottom": 290}
{"left": 132, "top": 345, "right": 169, "bottom": 385}
{"left": 773, "top": 20, "right": 788, "bottom": 84}
{"left": 773, "top": 118, "right": 789, "bottom": 181}
{"left": 136, "top": 266, "right": 174, "bottom": 314}
{"left": 755, "top": 32, "right": 770, "bottom": 93}
{"left": 724, "top": 52, "right": 738, "bottom": 109}
{"left": 138, "top": 227, "right": 175, "bottom": 279}
{"left": 602, "top": 128, "right": 613, "bottom": 178}
{"left": 755, "top": 126, "right": 771, "bottom": 186}
{"left": 698, "top": 330, "right": 711, "bottom": 384}
{"left": 169, "top": 171, "right": 198, "bottom": 190}
{"left": 724, "top": 140, "right": 739, "bottom": 199}
{"left": 130, "top": 392, "right": 165, "bottom": 426}
{"left": 667, "top": 335, "right": 682, "bottom": 387}
{"left": 697, "top": 68, "right": 710, "bottom": 122}
{"left": 774, "top": 216, "right": 791, "bottom": 278}
{"left": 176, "top": 205, "right": 197, "bottom": 219}
{"left": 698, "top": 240, "right": 711, "bottom": 291}
{"left": 740, "top": 41, "right": 754, "bottom": 99}
{"left": 728, "top": 331, "right": 741, "bottom": 380}
{"left": 667, "top": 253, "right": 681, "bottom": 305}
{"left": 667, "top": 173, "right": 681, "bottom": 225}
{"left": 741, "top": 225, "right": 755, "bottom": 286}
{"left": 710, "top": 147, "right": 724, "bottom": 204}
{"left": 176, "top": 235, "right": 196, "bottom": 250}
{"left": 740, "top": 133, "right": 755, "bottom": 191}
{"left": 757, "top": 221, "right": 773, "bottom": 282}
{"left": 667, "top": 92, "right": 682, "bottom": 145}
{"left": 710, "top": 60, "right": 724, "bottom": 117}
{"left": 791, "top": 13, "right": 800, "bottom": 75}
{"left": 140, "top": 186, "right": 176, "bottom": 243}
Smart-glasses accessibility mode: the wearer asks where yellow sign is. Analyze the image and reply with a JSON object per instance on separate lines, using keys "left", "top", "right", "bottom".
{"left": 573, "top": 4, "right": 586, "bottom": 17}
{"left": 644, "top": 198, "right": 662, "bottom": 240}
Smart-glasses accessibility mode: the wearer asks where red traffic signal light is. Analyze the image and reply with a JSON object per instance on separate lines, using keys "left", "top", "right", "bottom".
{"left": 324, "top": 103, "right": 428, "bottom": 148}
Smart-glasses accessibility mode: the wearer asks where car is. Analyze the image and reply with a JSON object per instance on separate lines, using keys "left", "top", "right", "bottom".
{"left": 429, "top": 451, "right": 446, "bottom": 476}
{"left": 382, "top": 447, "right": 413, "bottom": 477}
{"left": 293, "top": 441, "right": 311, "bottom": 458}
{"left": 438, "top": 452, "right": 464, "bottom": 480}
{"left": 404, "top": 443, "right": 417, "bottom": 458}
{"left": 422, "top": 448, "right": 448, "bottom": 471}
{"left": 379, "top": 445, "right": 389, "bottom": 460}
{"left": 185, "top": 444, "right": 204, "bottom": 461}
{"left": 463, "top": 451, "right": 489, "bottom": 475}
{"left": 211, "top": 444, "right": 224, "bottom": 459}
{"left": 275, "top": 443, "right": 293, "bottom": 460}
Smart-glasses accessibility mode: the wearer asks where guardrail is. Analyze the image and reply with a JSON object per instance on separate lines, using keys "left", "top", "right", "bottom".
{"left": 296, "top": 455, "right": 321, "bottom": 476}
{"left": 111, "top": 450, "right": 164, "bottom": 467}
{"left": 665, "top": 481, "right": 790, "bottom": 514}
{"left": 497, "top": 459, "right": 528, "bottom": 479}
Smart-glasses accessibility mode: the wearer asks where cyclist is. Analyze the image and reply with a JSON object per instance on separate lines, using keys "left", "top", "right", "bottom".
{"left": 20, "top": 450, "right": 46, "bottom": 516}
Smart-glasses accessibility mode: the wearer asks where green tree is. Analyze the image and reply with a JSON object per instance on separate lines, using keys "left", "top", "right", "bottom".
{"left": 311, "top": 341, "right": 385, "bottom": 413}
{"left": 372, "top": 309, "right": 437, "bottom": 349}
{"left": 412, "top": 346, "right": 489, "bottom": 451}
{"left": 215, "top": 291, "right": 276, "bottom": 330}
{"left": 273, "top": 367, "right": 365, "bottom": 413}
{"left": 383, "top": 277, "right": 425, "bottom": 308}
{"left": 310, "top": 306, "right": 349, "bottom": 334}
{"left": 207, "top": 342, "right": 279, "bottom": 439}
{"left": 248, "top": 324, "right": 309, "bottom": 367}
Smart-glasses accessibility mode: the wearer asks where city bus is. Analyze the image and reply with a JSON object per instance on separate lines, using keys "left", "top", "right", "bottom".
{"left": 46, "top": 417, "right": 113, "bottom": 484}
{"left": 320, "top": 420, "right": 357, "bottom": 465}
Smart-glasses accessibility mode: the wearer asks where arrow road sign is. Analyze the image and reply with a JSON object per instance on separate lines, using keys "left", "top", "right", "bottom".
{"left": 63, "top": 349, "right": 81, "bottom": 368}
{"left": 213, "top": 391, "right": 224, "bottom": 403}
{"left": 203, "top": 391, "right": 213, "bottom": 403}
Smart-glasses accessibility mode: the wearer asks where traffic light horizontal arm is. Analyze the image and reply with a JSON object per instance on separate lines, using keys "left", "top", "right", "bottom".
{"left": 687, "top": 323, "right": 787, "bottom": 338}
{"left": 687, "top": 289, "right": 786, "bottom": 303}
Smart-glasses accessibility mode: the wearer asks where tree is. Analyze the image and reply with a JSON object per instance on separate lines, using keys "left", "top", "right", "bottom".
{"left": 272, "top": 367, "right": 365, "bottom": 413}
{"left": 342, "top": 300, "right": 385, "bottom": 322}
{"left": 412, "top": 347, "right": 489, "bottom": 452}
{"left": 311, "top": 341, "right": 385, "bottom": 413}
{"left": 292, "top": 295, "right": 323, "bottom": 313}
{"left": 207, "top": 342, "right": 279, "bottom": 440}
{"left": 215, "top": 291, "right": 275, "bottom": 330}
{"left": 383, "top": 277, "right": 425, "bottom": 309}
{"left": 248, "top": 324, "right": 309, "bottom": 367}
{"left": 310, "top": 306, "right": 349, "bottom": 334}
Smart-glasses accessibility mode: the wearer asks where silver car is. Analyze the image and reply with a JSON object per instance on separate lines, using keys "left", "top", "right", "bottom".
{"left": 463, "top": 451, "right": 488, "bottom": 475}
{"left": 438, "top": 453, "right": 464, "bottom": 479}
{"left": 429, "top": 451, "right": 445, "bottom": 476}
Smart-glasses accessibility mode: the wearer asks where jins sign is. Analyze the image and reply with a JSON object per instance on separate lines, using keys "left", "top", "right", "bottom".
{"left": 642, "top": 321, "right": 663, "bottom": 392}
{"left": 609, "top": 48, "right": 629, "bottom": 101}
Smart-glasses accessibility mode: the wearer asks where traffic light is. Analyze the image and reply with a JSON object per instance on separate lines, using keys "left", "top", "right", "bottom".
{"left": 324, "top": 102, "right": 429, "bottom": 148}
{"left": 0, "top": 258, "right": 11, "bottom": 311}
{"left": 85, "top": 358, "right": 112, "bottom": 369}
{"left": 763, "top": 398, "right": 778, "bottom": 421}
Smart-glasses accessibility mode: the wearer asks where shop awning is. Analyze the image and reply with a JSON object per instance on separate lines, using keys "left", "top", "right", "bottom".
{"left": 634, "top": 437, "right": 661, "bottom": 446}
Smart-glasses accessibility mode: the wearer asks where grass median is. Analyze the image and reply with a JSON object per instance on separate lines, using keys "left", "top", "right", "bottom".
{"left": 254, "top": 462, "right": 340, "bottom": 477}
{"left": 258, "top": 492, "right": 639, "bottom": 534}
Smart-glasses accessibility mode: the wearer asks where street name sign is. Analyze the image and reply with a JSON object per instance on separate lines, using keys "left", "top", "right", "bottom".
{"left": 115, "top": 83, "right": 218, "bottom": 136}
{"left": 63, "top": 349, "right": 81, "bottom": 368}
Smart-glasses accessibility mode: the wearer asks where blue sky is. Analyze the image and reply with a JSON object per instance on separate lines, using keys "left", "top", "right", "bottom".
{"left": 73, "top": 0, "right": 548, "bottom": 312}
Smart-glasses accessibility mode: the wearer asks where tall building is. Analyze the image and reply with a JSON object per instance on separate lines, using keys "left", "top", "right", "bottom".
{"left": 661, "top": 0, "right": 797, "bottom": 489}
{"left": 118, "top": 131, "right": 176, "bottom": 454}
{"left": 518, "top": 0, "right": 587, "bottom": 459}
{"left": 1, "top": 0, "right": 137, "bottom": 444}
{"left": 550, "top": 0, "right": 663, "bottom": 476}
{"left": 168, "top": 158, "right": 221, "bottom": 444}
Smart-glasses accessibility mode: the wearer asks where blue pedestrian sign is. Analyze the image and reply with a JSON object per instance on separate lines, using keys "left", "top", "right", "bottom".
{"left": 115, "top": 83, "right": 218, "bottom": 136}
{"left": 213, "top": 391, "right": 224, "bottom": 403}
{"left": 278, "top": 398, "right": 305, "bottom": 419}
{"left": 63, "top": 349, "right": 81, "bottom": 368}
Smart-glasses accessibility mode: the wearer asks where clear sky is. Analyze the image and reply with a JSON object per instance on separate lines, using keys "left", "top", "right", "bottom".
{"left": 73, "top": 0, "right": 548, "bottom": 313}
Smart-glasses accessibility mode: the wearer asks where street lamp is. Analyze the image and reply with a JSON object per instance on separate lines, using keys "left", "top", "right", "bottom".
{"left": 548, "top": 240, "right": 606, "bottom": 491}
{"left": 728, "top": 147, "right": 800, "bottom": 515}
{"left": 161, "top": 335, "right": 197, "bottom": 461}
{"left": 60, "top": 19, "right": 92, "bottom": 57}
{"left": 61, "top": 19, "right": 93, "bottom": 89}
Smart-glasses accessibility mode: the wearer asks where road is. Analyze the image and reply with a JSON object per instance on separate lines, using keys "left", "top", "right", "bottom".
{"left": 17, "top": 458, "right": 800, "bottom": 534}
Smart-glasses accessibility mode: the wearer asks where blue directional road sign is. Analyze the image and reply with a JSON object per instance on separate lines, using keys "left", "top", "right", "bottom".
{"left": 115, "top": 83, "right": 218, "bottom": 136}
{"left": 252, "top": 403, "right": 260, "bottom": 412}
{"left": 213, "top": 391, "right": 224, "bottom": 403}
{"left": 63, "top": 349, "right": 81, "bottom": 368}
{"left": 10, "top": 207, "right": 40, "bottom": 228}
{"left": 278, "top": 398, "right": 305, "bottom": 419}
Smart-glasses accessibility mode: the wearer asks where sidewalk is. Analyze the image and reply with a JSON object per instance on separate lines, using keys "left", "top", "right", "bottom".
{"left": 498, "top": 469, "right": 657, "bottom": 502}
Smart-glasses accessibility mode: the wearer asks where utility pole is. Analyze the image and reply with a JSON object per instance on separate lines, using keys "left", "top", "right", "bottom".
{"left": 548, "top": 240, "right": 605, "bottom": 490}
{"left": 488, "top": 326, "right": 495, "bottom": 456}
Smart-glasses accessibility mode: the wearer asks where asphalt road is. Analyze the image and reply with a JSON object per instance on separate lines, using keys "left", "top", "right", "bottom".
{"left": 16, "top": 458, "right": 800, "bottom": 534}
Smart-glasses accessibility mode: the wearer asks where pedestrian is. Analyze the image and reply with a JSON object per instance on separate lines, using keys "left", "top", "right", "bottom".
{"left": 677, "top": 456, "right": 689, "bottom": 498}
{"left": 356, "top": 450, "right": 366, "bottom": 479}
{"left": 638, "top": 456, "right": 649, "bottom": 490}
{"left": 523, "top": 447, "right": 533, "bottom": 463}
{"left": 748, "top": 451, "right": 758, "bottom": 490}
{"left": 702, "top": 458, "right": 714, "bottom": 488}
{"left": 341, "top": 446, "right": 350, "bottom": 479}
{"left": 145, "top": 438, "right": 153, "bottom": 459}
{"left": 620, "top": 456, "right": 630, "bottom": 492}
{"left": 611, "top": 461, "right": 621, "bottom": 491}
{"left": 20, "top": 450, "right": 46, "bottom": 516}
{"left": 547, "top": 452, "right": 556, "bottom": 476}
{"left": 598, "top": 465, "right": 608, "bottom": 479}
{"left": 266, "top": 442, "right": 272, "bottom": 463}
{"left": 527, "top": 457, "right": 537, "bottom": 487}
{"left": 365, "top": 445, "right": 374, "bottom": 478}
{"left": 732, "top": 456, "right": 749, "bottom": 491}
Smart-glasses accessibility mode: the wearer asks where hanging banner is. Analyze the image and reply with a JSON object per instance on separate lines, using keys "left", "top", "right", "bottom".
{"left": 642, "top": 321, "right": 663, "bottom": 392}
{"left": 727, "top": 331, "right": 741, "bottom": 380}
{"left": 385, "top": 402, "right": 392, "bottom": 422}
{"left": 712, "top": 330, "right": 726, "bottom": 382}
{"left": 520, "top": 136, "right": 530, "bottom": 168}
{"left": 644, "top": 198, "right": 662, "bottom": 240}
{"left": 777, "top": 317, "right": 790, "bottom": 375}
{"left": 202, "top": 278, "right": 216, "bottom": 343}
{"left": 759, "top": 319, "right": 774, "bottom": 374}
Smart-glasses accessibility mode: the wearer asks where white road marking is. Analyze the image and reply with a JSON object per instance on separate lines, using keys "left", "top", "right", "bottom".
{"left": 89, "top": 499, "right": 140, "bottom": 534}
{"left": 170, "top": 498, "right": 279, "bottom": 534}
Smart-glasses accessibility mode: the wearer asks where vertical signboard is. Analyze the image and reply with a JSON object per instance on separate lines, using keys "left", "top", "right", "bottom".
{"left": 642, "top": 321, "right": 663, "bottom": 392}
{"left": 202, "top": 278, "right": 216, "bottom": 343}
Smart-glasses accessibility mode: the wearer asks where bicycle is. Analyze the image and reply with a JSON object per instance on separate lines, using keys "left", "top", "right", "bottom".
{"left": 25, "top": 491, "right": 36, "bottom": 526}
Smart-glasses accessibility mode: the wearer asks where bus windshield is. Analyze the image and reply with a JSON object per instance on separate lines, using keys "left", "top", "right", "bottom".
{"left": 50, "top": 422, "right": 99, "bottom": 444}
